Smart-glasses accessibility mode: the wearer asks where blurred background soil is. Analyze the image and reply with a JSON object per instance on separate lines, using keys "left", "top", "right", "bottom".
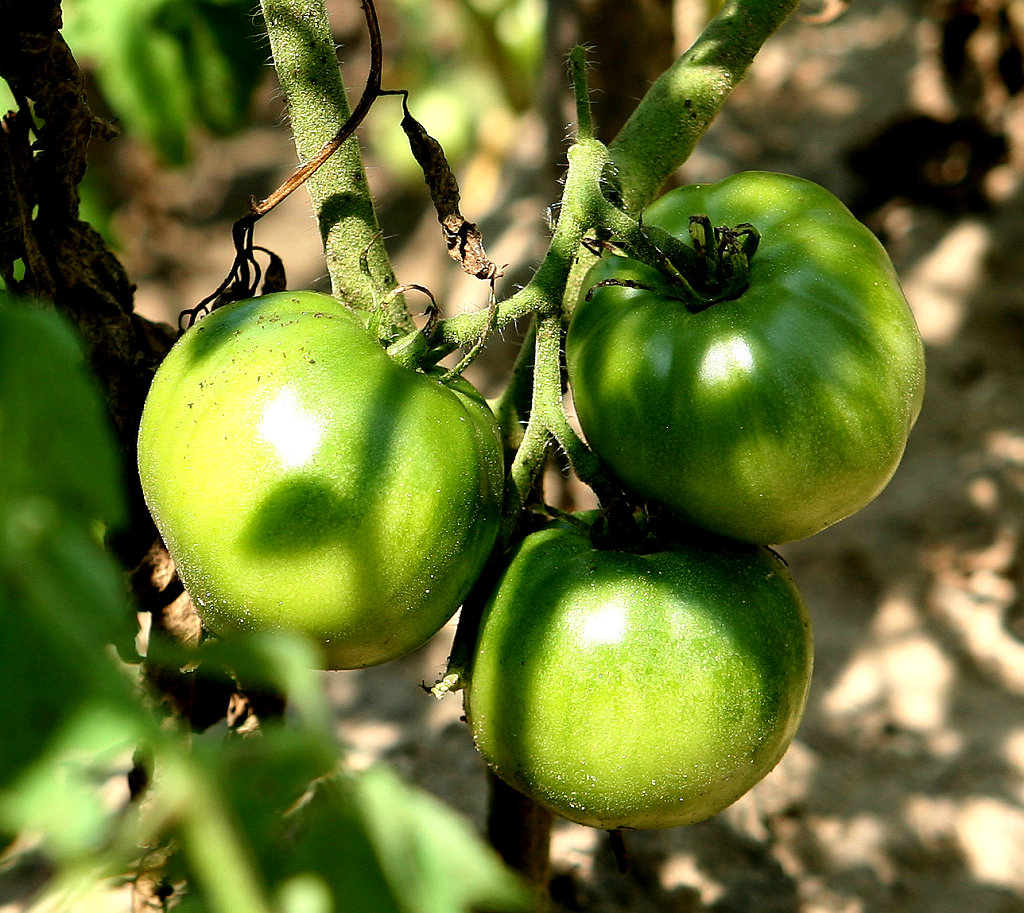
{"left": 74, "top": 0, "right": 1024, "bottom": 909}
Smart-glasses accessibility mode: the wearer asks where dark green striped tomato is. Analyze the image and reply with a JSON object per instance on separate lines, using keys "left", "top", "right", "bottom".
{"left": 465, "top": 520, "right": 813, "bottom": 830}
{"left": 138, "top": 291, "right": 504, "bottom": 669}
{"left": 567, "top": 171, "right": 926, "bottom": 544}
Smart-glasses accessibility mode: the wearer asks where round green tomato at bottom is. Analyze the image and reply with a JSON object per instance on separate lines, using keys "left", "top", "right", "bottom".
{"left": 465, "top": 522, "right": 813, "bottom": 830}
{"left": 567, "top": 171, "right": 926, "bottom": 545}
{"left": 138, "top": 291, "right": 504, "bottom": 669}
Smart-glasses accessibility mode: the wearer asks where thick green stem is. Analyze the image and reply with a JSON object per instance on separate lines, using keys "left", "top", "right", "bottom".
{"left": 531, "top": 314, "right": 615, "bottom": 501}
{"left": 480, "top": 134, "right": 612, "bottom": 523}
{"left": 435, "top": 135, "right": 609, "bottom": 348}
{"left": 260, "top": 0, "right": 401, "bottom": 319}
{"left": 489, "top": 321, "right": 536, "bottom": 453}
{"left": 567, "top": 46, "right": 595, "bottom": 143}
{"left": 608, "top": 0, "right": 800, "bottom": 212}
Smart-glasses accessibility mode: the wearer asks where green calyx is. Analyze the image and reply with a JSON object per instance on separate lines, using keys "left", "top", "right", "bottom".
{"left": 685, "top": 216, "right": 760, "bottom": 305}
{"left": 605, "top": 215, "right": 761, "bottom": 313}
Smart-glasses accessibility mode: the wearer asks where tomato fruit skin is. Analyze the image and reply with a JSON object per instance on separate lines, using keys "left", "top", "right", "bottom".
{"left": 464, "top": 521, "right": 813, "bottom": 830}
{"left": 138, "top": 291, "right": 504, "bottom": 669}
{"left": 567, "top": 171, "right": 926, "bottom": 544}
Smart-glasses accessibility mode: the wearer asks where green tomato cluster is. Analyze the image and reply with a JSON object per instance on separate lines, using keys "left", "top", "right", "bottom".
{"left": 137, "top": 172, "right": 923, "bottom": 833}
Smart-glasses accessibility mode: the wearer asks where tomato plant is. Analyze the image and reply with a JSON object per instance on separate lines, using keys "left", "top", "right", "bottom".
{"left": 567, "top": 171, "right": 926, "bottom": 545}
{"left": 5, "top": 0, "right": 939, "bottom": 906}
{"left": 464, "top": 517, "right": 813, "bottom": 830}
{"left": 138, "top": 290, "right": 505, "bottom": 669}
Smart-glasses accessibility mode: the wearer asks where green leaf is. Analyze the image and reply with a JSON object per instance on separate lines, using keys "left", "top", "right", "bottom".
{"left": 237, "top": 762, "right": 533, "bottom": 913}
{"left": 63, "top": 0, "right": 267, "bottom": 163}
{"left": 0, "top": 298, "right": 126, "bottom": 529}
{"left": 353, "top": 765, "right": 534, "bottom": 913}
{"left": 0, "top": 703, "right": 142, "bottom": 860}
{"left": 198, "top": 633, "right": 335, "bottom": 736}
{"left": 159, "top": 0, "right": 269, "bottom": 137}
{"left": 265, "top": 774, "right": 404, "bottom": 913}
{"left": 0, "top": 296, "right": 528, "bottom": 912}
{"left": 172, "top": 729, "right": 531, "bottom": 913}
{"left": 0, "top": 297, "right": 147, "bottom": 862}
{"left": 0, "top": 499, "right": 141, "bottom": 789}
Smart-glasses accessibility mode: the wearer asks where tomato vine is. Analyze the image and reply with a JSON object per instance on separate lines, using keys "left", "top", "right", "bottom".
{"left": 174, "top": 0, "right": 815, "bottom": 897}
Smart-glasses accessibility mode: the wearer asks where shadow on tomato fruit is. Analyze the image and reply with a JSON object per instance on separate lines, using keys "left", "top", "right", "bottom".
{"left": 568, "top": 172, "right": 926, "bottom": 545}
{"left": 242, "top": 475, "right": 353, "bottom": 553}
{"left": 138, "top": 291, "right": 504, "bottom": 669}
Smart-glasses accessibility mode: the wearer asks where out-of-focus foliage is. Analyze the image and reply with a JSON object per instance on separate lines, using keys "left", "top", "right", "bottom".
{"left": 60, "top": 0, "right": 545, "bottom": 174}
{"left": 0, "top": 296, "right": 148, "bottom": 868}
{"left": 62, "top": 0, "right": 268, "bottom": 164}
{"left": 371, "top": 0, "right": 545, "bottom": 173}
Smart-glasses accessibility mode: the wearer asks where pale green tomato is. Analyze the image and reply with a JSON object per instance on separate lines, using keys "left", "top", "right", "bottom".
{"left": 138, "top": 291, "right": 504, "bottom": 669}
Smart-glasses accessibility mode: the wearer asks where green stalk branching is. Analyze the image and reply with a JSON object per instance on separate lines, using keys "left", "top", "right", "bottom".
{"left": 609, "top": 0, "right": 802, "bottom": 211}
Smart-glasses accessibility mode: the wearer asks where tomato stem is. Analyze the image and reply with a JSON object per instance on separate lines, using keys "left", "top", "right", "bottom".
{"left": 608, "top": 0, "right": 802, "bottom": 212}
{"left": 437, "top": 279, "right": 500, "bottom": 383}
{"left": 260, "top": 0, "right": 402, "bottom": 320}
{"left": 486, "top": 772, "right": 555, "bottom": 910}
{"left": 489, "top": 322, "right": 536, "bottom": 455}
{"left": 431, "top": 98, "right": 612, "bottom": 350}
{"left": 568, "top": 46, "right": 595, "bottom": 143}
{"left": 531, "top": 314, "right": 620, "bottom": 503}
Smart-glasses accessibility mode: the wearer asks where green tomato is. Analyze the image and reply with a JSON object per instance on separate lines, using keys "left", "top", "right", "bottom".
{"left": 567, "top": 171, "right": 926, "bottom": 544}
{"left": 138, "top": 291, "right": 504, "bottom": 669}
{"left": 465, "top": 520, "right": 813, "bottom": 830}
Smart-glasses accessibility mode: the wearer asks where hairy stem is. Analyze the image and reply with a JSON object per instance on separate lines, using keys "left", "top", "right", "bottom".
{"left": 567, "top": 46, "right": 595, "bottom": 143}
{"left": 260, "top": 0, "right": 402, "bottom": 320}
{"left": 434, "top": 133, "right": 609, "bottom": 348}
{"left": 608, "top": 0, "right": 801, "bottom": 211}
{"left": 531, "top": 314, "right": 614, "bottom": 500}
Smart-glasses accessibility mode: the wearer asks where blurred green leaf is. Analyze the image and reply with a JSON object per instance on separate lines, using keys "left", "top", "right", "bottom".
{"left": 0, "top": 298, "right": 126, "bottom": 529}
{"left": 0, "top": 495, "right": 142, "bottom": 790}
{"left": 239, "top": 763, "right": 533, "bottom": 913}
{"left": 268, "top": 775, "right": 404, "bottom": 913}
{"left": 0, "top": 296, "right": 147, "bottom": 866}
{"left": 353, "top": 765, "right": 533, "bottom": 913}
{"left": 63, "top": 0, "right": 267, "bottom": 163}
{"left": 198, "top": 632, "right": 335, "bottom": 735}
{"left": 0, "top": 704, "right": 141, "bottom": 859}
{"left": 168, "top": 729, "right": 531, "bottom": 913}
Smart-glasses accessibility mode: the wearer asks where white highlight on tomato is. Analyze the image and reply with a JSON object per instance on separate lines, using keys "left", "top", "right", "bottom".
{"left": 580, "top": 598, "right": 628, "bottom": 645}
{"left": 699, "top": 334, "right": 755, "bottom": 382}
{"left": 258, "top": 389, "right": 322, "bottom": 469}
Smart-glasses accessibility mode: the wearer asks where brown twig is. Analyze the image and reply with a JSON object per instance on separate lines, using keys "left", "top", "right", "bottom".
{"left": 181, "top": 0, "right": 387, "bottom": 328}
{"left": 250, "top": 0, "right": 503, "bottom": 283}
